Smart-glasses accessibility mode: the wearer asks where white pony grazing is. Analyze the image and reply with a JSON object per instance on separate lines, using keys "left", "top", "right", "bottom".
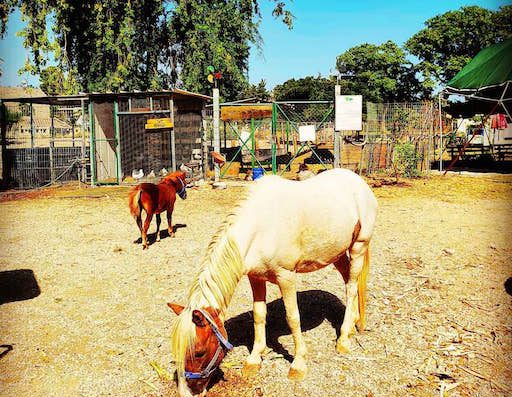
{"left": 169, "top": 168, "right": 378, "bottom": 397}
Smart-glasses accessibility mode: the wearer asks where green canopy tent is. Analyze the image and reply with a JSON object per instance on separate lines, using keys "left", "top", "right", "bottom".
{"left": 440, "top": 38, "right": 512, "bottom": 172}
{"left": 444, "top": 38, "right": 512, "bottom": 119}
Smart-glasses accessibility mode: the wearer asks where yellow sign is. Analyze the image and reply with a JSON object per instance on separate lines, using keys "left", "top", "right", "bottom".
{"left": 145, "top": 118, "right": 174, "bottom": 130}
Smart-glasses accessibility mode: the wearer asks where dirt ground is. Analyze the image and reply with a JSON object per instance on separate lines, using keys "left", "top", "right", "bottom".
{"left": 0, "top": 173, "right": 511, "bottom": 397}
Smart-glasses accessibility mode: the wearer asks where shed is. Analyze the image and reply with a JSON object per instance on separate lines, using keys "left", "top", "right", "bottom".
{"left": 1, "top": 88, "right": 210, "bottom": 188}
{"left": 88, "top": 89, "right": 210, "bottom": 184}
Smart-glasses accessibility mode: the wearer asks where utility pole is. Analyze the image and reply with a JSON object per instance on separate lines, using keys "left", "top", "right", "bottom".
{"left": 213, "top": 87, "right": 220, "bottom": 182}
{"left": 334, "top": 83, "right": 341, "bottom": 168}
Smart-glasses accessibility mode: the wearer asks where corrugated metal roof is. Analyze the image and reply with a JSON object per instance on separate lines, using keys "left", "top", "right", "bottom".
{"left": 1, "top": 88, "right": 212, "bottom": 104}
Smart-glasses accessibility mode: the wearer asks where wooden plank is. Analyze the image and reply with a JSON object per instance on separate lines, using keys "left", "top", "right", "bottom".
{"left": 221, "top": 105, "right": 272, "bottom": 121}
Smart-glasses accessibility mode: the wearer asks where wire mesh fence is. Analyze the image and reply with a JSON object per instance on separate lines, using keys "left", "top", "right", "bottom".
{"left": 1, "top": 100, "right": 90, "bottom": 189}
{"left": 203, "top": 100, "right": 437, "bottom": 177}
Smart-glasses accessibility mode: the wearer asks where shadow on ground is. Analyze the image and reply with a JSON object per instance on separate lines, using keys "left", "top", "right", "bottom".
{"left": 225, "top": 289, "right": 345, "bottom": 362}
{"left": 0, "top": 269, "right": 41, "bottom": 304}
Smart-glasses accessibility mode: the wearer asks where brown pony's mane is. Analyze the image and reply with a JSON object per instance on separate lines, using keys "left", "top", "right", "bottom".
{"left": 161, "top": 171, "right": 186, "bottom": 187}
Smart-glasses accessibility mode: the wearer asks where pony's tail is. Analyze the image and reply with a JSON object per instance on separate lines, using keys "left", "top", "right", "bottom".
{"left": 356, "top": 245, "right": 370, "bottom": 332}
{"left": 128, "top": 188, "right": 142, "bottom": 219}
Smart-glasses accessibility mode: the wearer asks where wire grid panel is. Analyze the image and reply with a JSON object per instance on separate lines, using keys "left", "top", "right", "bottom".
{"left": 275, "top": 102, "right": 335, "bottom": 171}
{"left": 362, "top": 101, "right": 436, "bottom": 174}
{"left": 3, "top": 101, "right": 90, "bottom": 188}
{"left": 366, "top": 102, "right": 435, "bottom": 139}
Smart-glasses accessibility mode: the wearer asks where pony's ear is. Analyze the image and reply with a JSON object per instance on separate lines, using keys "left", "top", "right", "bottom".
{"left": 167, "top": 302, "right": 185, "bottom": 315}
{"left": 192, "top": 310, "right": 207, "bottom": 327}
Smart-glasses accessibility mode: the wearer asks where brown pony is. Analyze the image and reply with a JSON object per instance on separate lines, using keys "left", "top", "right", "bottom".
{"left": 128, "top": 171, "right": 187, "bottom": 249}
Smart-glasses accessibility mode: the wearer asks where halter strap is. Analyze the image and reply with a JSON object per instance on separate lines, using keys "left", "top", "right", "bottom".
{"left": 183, "top": 309, "right": 233, "bottom": 380}
{"left": 177, "top": 177, "right": 186, "bottom": 199}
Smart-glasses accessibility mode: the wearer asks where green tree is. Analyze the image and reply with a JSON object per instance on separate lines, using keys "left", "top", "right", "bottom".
{"left": 3, "top": 1, "right": 293, "bottom": 99}
{"left": 273, "top": 76, "right": 335, "bottom": 101}
{"left": 39, "top": 66, "right": 80, "bottom": 95}
{"left": 39, "top": 66, "right": 63, "bottom": 95}
{"left": 405, "top": 5, "right": 512, "bottom": 85}
{"left": 241, "top": 79, "right": 271, "bottom": 101}
{"left": 335, "top": 41, "right": 429, "bottom": 102}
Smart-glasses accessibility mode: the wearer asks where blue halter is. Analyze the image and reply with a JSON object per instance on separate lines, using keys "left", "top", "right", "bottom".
{"left": 177, "top": 178, "right": 187, "bottom": 199}
{"left": 184, "top": 309, "right": 233, "bottom": 380}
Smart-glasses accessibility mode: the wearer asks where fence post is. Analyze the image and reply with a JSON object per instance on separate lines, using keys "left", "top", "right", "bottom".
{"left": 49, "top": 105, "right": 56, "bottom": 184}
{"left": 80, "top": 99, "right": 87, "bottom": 183}
{"left": 438, "top": 93, "right": 443, "bottom": 172}
{"left": 271, "top": 102, "right": 277, "bottom": 174}
{"left": 170, "top": 97, "right": 176, "bottom": 172}
{"left": 30, "top": 102, "right": 35, "bottom": 148}
{"left": 89, "top": 102, "right": 97, "bottom": 186}
{"left": 114, "top": 100, "right": 122, "bottom": 184}
{"left": 201, "top": 111, "right": 209, "bottom": 180}
{"left": 0, "top": 101, "right": 6, "bottom": 183}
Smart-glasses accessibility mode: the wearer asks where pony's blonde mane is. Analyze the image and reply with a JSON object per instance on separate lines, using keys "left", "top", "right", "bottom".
{"left": 170, "top": 211, "right": 244, "bottom": 375}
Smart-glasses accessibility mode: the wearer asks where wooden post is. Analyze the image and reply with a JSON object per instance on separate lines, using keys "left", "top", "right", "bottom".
{"left": 213, "top": 88, "right": 220, "bottom": 182}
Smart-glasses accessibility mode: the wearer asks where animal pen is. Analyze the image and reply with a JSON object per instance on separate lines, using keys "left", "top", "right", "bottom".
{"left": 0, "top": 89, "right": 209, "bottom": 189}
{"left": 206, "top": 100, "right": 440, "bottom": 177}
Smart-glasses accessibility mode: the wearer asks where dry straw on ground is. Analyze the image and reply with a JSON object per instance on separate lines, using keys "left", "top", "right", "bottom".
{"left": 0, "top": 173, "right": 511, "bottom": 397}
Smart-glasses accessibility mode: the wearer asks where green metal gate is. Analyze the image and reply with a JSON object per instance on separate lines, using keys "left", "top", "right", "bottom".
{"left": 273, "top": 101, "right": 335, "bottom": 175}
{"left": 217, "top": 101, "right": 335, "bottom": 177}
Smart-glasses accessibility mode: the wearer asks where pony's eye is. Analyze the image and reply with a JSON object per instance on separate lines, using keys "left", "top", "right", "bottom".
{"left": 195, "top": 350, "right": 206, "bottom": 358}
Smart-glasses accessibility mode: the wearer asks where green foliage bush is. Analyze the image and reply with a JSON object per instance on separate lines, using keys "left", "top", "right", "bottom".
{"left": 392, "top": 142, "right": 421, "bottom": 178}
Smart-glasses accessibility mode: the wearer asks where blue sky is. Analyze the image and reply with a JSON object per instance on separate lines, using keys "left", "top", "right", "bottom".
{"left": 0, "top": 0, "right": 506, "bottom": 89}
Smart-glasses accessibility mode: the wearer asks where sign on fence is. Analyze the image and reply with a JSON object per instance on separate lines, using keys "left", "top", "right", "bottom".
{"left": 145, "top": 118, "right": 174, "bottom": 130}
{"left": 298, "top": 125, "right": 316, "bottom": 142}
{"left": 335, "top": 95, "right": 362, "bottom": 131}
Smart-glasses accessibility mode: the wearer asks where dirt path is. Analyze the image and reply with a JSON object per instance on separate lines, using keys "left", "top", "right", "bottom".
{"left": 0, "top": 174, "right": 511, "bottom": 397}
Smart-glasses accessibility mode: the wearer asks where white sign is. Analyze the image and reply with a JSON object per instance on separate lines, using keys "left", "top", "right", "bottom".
{"left": 239, "top": 129, "right": 250, "bottom": 144}
{"left": 240, "top": 129, "right": 251, "bottom": 155}
{"left": 335, "top": 95, "right": 362, "bottom": 131}
{"left": 298, "top": 125, "right": 316, "bottom": 142}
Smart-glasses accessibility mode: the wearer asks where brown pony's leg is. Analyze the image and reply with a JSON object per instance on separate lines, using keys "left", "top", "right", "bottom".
{"left": 155, "top": 213, "right": 161, "bottom": 242}
{"left": 166, "top": 208, "right": 175, "bottom": 237}
{"left": 243, "top": 276, "right": 267, "bottom": 377}
{"left": 135, "top": 213, "right": 143, "bottom": 239}
{"left": 142, "top": 212, "right": 153, "bottom": 249}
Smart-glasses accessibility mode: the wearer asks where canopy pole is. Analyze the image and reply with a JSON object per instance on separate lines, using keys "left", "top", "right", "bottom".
{"left": 438, "top": 92, "right": 443, "bottom": 172}
{"left": 499, "top": 81, "right": 511, "bottom": 120}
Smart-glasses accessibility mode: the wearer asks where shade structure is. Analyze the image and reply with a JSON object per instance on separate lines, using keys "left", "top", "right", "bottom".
{"left": 445, "top": 38, "right": 512, "bottom": 118}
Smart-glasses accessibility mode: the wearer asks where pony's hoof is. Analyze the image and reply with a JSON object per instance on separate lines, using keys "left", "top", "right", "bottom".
{"left": 143, "top": 244, "right": 148, "bottom": 250}
{"left": 288, "top": 366, "right": 307, "bottom": 381}
{"left": 242, "top": 363, "right": 260, "bottom": 378}
{"left": 336, "top": 339, "right": 350, "bottom": 354}
{"left": 355, "top": 319, "right": 366, "bottom": 332}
